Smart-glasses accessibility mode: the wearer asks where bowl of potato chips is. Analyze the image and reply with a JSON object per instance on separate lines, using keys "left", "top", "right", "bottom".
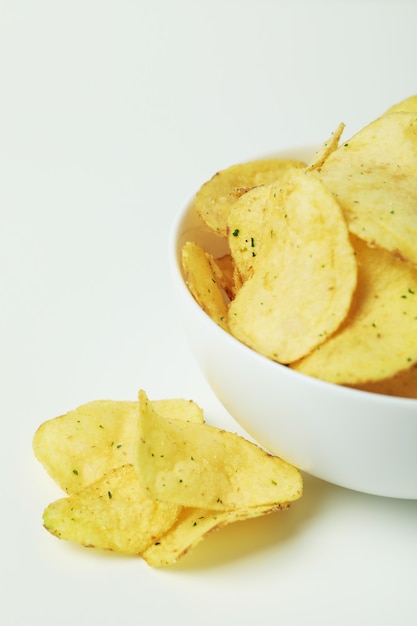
{"left": 172, "top": 96, "right": 417, "bottom": 500}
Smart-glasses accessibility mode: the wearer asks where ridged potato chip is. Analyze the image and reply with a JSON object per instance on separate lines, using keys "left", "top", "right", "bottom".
{"left": 228, "top": 169, "right": 357, "bottom": 363}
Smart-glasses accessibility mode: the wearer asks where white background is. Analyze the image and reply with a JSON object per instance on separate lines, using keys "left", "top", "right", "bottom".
{"left": 1, "top": 1, "right": 416, "bottom": 625}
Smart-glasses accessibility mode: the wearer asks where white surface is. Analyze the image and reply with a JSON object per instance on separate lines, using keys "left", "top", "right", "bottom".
{"left": 1, "top": 1, "right": 416, "bottom": 625}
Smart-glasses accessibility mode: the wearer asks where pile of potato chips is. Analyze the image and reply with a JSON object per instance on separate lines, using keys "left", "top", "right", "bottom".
{"left": 33, "top": 390, "right": 302, "bottom": 567}
{"left": 182, "top": 95, "right": 417, "bottom": 398}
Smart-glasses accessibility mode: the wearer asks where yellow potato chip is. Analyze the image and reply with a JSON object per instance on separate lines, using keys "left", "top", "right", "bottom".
{"left": 154, "top": 398, "right": 204, "bottom": 424}
{"left": 37, "top": 392, "right": 301, "bottom": 565}
{"left": 317, "top": 111, "right": 417, "bottom": 266}
{"left": 195, "top": 158, "right": 306, "bottom": 237}
{"left": 180, "top": 95, "right": 417, "bottom": 399}
{"left": 33, "top": 398, "right": 204, "bottom": 494}
{"left": 142, "top": 502, "right": 287, "bottom": 567}
{"left": 384, "top": 94, "right": 417, "bottom": 114}
{"left": 292, "top": 236, "right": 417, "bottom": 384}
{"left": 227, "top": 184, "right": 275, "bottom": 284}
{"left": 348, "top": 364, "right": 417, "bottom": 399}
{"left": 211, "top": 253, "right": 237, "bottom": 300}
{"left": 136, "top": 390, "right": 303, "bottom": 511}
{"left": 43, "top": 465, "right": 181, "bottom": 555}
{"left": 181, "top": 241, "right": 229, "bottom": 330}
{"left": 228, "top": 169, "right": 357, "bottom": 363}
{"left": 305, "top": 121, "right": 345, "bottom": 171}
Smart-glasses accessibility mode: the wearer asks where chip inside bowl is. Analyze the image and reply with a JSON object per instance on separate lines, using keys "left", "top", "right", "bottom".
{"left": 181, "top": 96, "right": 417, "bottom": 398}
{"left": 317, "top": 111, "right": 417, "bottom": 267}
{"left": 228, "top": 169, "right": 357, "bottom": 364}
{"left": 291, "top": 235, "right": 417, "bottom": 384}
{"left": 195, "top": 157, "right": 306, "bottom": 237}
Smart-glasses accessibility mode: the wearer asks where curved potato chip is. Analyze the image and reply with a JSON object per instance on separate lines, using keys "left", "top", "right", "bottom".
{"left": 347, "top": 364, "right": 417, "bottom": 399}
{"left": 195, "top": 158, "right": 306, "bottom": 236}
{"left": 43, "top": 465, "right": 181, "bottom": 554}
{"left": 384, "top": 94, "right": 417, "bottom": 114}
{"left": 136, "top": 390, "right": 302, "bottom": 511}
{"left": 292, "top": 236, "right": 417, "bottom": 384}
{"left": 228, "top": 169, "right": 357, "bottom": 363}
{"left": 305, "top": 121, "right": 345, "bottom": 172}
{"left": 33, "top": 398, "right": 204, "bottom": 494}
{"left": 142, "top": 502, "right": 287, "bottom": 567}
{"left": 37, "top": 391, "right": 301, "bottom": 566}
{"left": 227, "top": 184, "right": 274, "bottom": 284}
{"left": 318, "top": 111, "right": 417, "bottom": 266}
{"left": 182, "top": 241, "right": 229, "bottom": 330}
{"left": 210, "top": 253, "right": 236, "bottom": 300}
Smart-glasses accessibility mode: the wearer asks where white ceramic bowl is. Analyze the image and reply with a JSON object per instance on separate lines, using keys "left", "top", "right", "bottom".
{"left": 170, "top": 147, "right": 417, "bottom": 499}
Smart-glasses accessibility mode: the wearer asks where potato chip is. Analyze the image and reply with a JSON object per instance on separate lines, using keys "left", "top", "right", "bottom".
{"left": 180, "top": 95, "right": 417, "bottom": 400}
{"left": 384, "top": 94, "right": 417, "bottom": 114}
{"left": 317, "top": 111, "right": 417, "bottom": 267}
{"left": 228, "top": 169, "right": 357, "bottom": 363}
{"left": 33, "top": 398, "right": 204, "bottom": 494}
{"left": 154, "top": 398, "right": 204, "bottom": 424}
{"left": 305, "top": 121, "right": 345, "bottom": 172}
{"left": 227, "top": 184, "right": 275, "bottom": 284}
{"left": 210, "top": 253, "right": 236, "bottom": 300}
{"left": 347, "top": 364, "right": 417, "bottom": 399}
{"left": 181, "top": 241, "right": 229, "bottom": 330}
{"left": 292, "top": 236, "right": 417, "bottom": 384}
{"left": 195, "top": 158, "right": 306, "bottom": 237}
{"left": 43, "top": 465, "right": 181, "bottom": 555}
{"left": 136, "top": 390, "right": 303, "bottom": 511}
{"left": 227, "top": 129, "right": 345, "bottom": 286}
{"left": 36, "top": 391, "right": 302, "bottom": 565}
{"left": 142, "top": 502, "right": 287, "bottom": 567}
